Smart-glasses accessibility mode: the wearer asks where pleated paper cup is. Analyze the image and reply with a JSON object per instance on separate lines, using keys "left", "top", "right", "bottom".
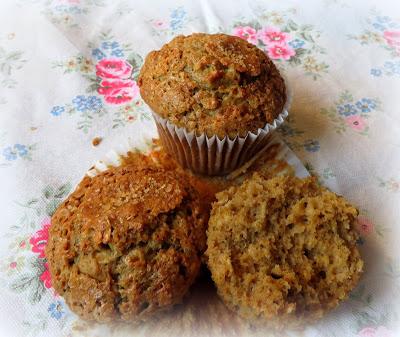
{"left": 152, "top": 84, "right": 292, "bottom": 176}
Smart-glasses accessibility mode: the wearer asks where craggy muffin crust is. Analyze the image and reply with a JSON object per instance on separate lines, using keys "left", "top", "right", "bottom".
{"left": 206, "top": 174, "right": 363, "bottom": 325}
{"left": 46, "top": 165, "right": 207, "bottom": 323}
{"left": 138, "top": 33, "right": 286, "bottom": 138}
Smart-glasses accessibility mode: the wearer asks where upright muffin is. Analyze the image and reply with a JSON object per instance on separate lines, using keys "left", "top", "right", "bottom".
{"left": 206, "top": 174, "right": 363, "bottom": 326}
{"left": 138, "top": 33, "right": 288, "bottom": 175}
{"left": 46, "top": 165, "right": 207, "bottom": 323}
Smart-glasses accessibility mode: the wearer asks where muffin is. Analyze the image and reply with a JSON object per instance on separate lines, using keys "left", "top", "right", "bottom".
{"left": 138, "top": 33, "right": 289, "bottom": 175}
{"left": 206, "top": 174, "right": 363, "bottom": 326}
{"left": 45, "top": 165, "right": 207, "bottom": 323}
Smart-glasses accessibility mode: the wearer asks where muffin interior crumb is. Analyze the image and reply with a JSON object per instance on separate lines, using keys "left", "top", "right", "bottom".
{"left": 206, "top": 174, "right": 363, "bottom": 325}
{"left": 92, "top": 137, "right": 102, "bottom": 146}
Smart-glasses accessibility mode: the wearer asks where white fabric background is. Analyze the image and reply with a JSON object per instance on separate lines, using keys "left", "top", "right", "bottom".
{"left": 0, "top": 0, "right": 399, "bottom": 336}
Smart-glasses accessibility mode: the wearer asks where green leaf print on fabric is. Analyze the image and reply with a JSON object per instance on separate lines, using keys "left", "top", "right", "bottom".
{"left": 0, "top": 181, "right": 73, "bottom": 333}
{"left": 11, "top": 257, "right": 46, "bottom": 304}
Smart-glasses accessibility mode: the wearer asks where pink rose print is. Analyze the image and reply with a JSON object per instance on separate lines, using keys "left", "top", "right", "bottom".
{"left": 257, "top": 27, "right": 291, "bottom": 46}
{"left": 98, "top": 79, "right": 139, "bottom": 105}
{"left": 95, "top": 58, "right": 133, "bottom": 79}
{"left": 97, "top": 79, "right": 135, "bottom": 95}
{"left": 29, "top": 219, "right": 51, "bottom": 259}
{"left": 104, "top": 87, "right": 138, "bottom": 104}
{"left": 267, "top": 44, "right": 295, "bottom": 60}
{"left": 153, "top": 20, "right": 168, "bottom": 29}
{"left": 384, "top": 30, "right": 400, "bottom": 54}
{"left": 9, "top": 262, "right": 17, "bottom": 269}
{"left": 356, "top": 216, "right": 374, "bottom": 235}
{"left": 359, "top": 327, "right": 377, "bottom": 337}
{"left": 40, "top": 263, "right": 52, "bottom": 289}
{"left": 345, "top": 115, "right": 367, "bottom": 131}
{"left": 358, "top": 326, "right": 395, "bottom": 337}
{"left": 233, "top": 26, "right": 258, "bottom": 45}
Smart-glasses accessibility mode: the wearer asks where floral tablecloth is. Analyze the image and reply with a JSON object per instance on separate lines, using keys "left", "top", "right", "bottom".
{"left": 0, "top": 0, "right": 399, "bottom": 336}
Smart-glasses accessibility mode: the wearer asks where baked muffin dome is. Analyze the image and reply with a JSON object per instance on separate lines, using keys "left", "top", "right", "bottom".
{"left": 138, "top": 33, "right": 286, "bottom": 139}
{"left": 206, "top": 174, "right": 363, "bottom": 325}
{"left": 46, "top": 165, "right": 207, "bottom": 322}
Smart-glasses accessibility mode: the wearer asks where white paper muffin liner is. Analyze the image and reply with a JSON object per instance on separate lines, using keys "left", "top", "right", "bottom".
{"left": 152, "top": 80, "right": 292, "bottom": 176}
{"left": 85, "top": 132, "right": 309, "bottom": 179}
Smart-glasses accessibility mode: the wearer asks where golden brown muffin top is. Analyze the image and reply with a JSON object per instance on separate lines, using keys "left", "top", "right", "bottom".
{"left": 46, "top": 165, "right": 207, "bottom": 323}
{"left": 138, "top": 33, "right": 286, "bottom": 138}
{"left": 206, "top": 174, "right": 363, "bottom": 327}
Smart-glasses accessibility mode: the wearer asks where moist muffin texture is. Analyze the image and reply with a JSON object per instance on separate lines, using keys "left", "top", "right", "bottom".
{"left": 138, "top": 33, "right": 286, "bottom": 139}
{"left": 206, "top": 174, "right": 363, "bottom": 325}
{"left": 46, "top": 165, "right": 207, "bottom": 323}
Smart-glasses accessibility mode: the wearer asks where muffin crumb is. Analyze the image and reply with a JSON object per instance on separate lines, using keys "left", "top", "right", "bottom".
{"left": 92, "top": 137, "right": 102, "bottom": 146}
{"left": 206, "top": 174, "right": 363, "bottom": 326}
